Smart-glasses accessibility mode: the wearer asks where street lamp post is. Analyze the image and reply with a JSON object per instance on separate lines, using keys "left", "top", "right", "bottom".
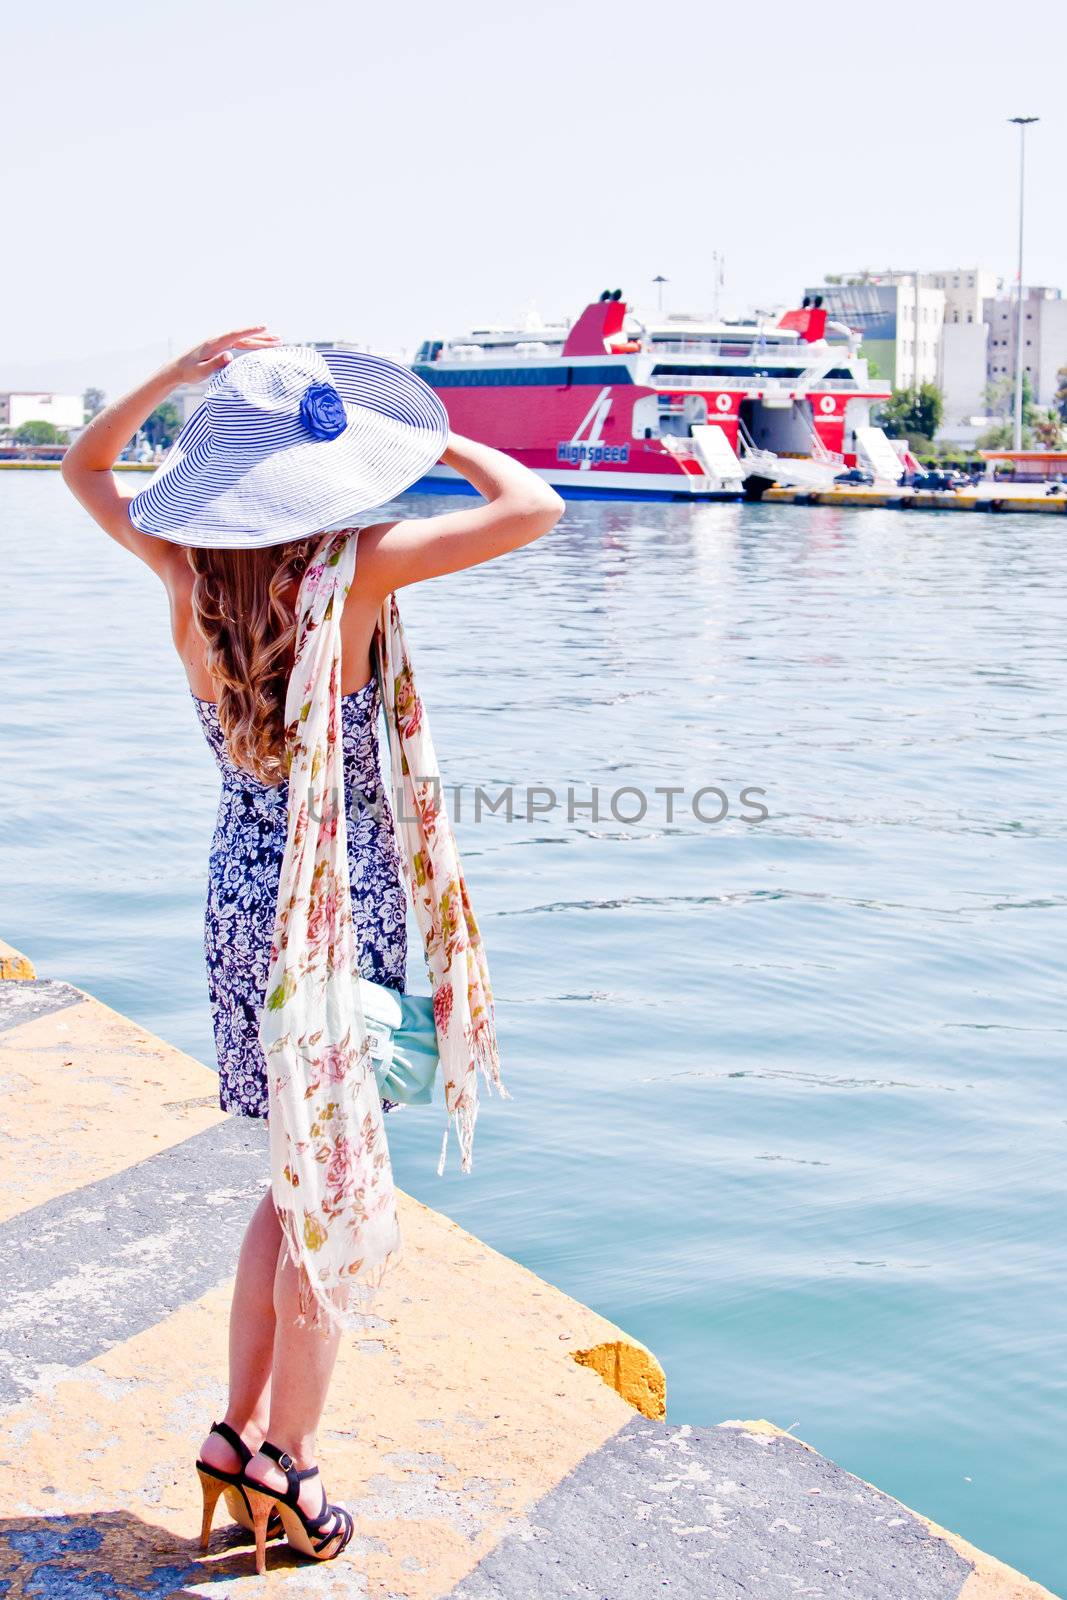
{"left": 652, "top": 275, "right": 668, "bottom": 314}
{"left": 1008, "top": 116, "right": 1039, "bottom": 451}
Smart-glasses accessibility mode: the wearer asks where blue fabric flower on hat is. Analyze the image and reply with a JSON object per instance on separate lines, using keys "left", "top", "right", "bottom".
{"left": 300, "top": 382, "right": 348, "bottom": 441}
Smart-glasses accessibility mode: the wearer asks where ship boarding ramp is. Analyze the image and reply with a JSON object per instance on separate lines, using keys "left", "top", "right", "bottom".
{"left": 689, "top": 424, "right": 745, "bottom": 493}
{"left": 855, "top": 425, "right": 908, "bottom": 484}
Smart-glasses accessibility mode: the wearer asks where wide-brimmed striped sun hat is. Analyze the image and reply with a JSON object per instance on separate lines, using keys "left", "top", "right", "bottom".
{"left": 128, "top": 346, "right": 449, "bottom": 549}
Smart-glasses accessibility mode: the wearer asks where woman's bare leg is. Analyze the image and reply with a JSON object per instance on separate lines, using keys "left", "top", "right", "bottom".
{"left": 245, "top": 1244, "right": 342, "bottom": 1519}
{"left": 198, "top": 1188, "right": 280, "bottom": 1473}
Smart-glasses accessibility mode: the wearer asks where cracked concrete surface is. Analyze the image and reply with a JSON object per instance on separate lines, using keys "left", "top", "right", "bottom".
{"left": 447, "top": 1418, "right": 974, "bottom": 1599}
{"left": 0, "top": 952, "right": 1055, "bottom": 1600}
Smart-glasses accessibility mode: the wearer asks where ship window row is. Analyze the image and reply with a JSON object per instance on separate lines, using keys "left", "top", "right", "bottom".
{"left": 651, "top": 364, "right": 857, "bottom": 382}
{"left": 411, "top": 364, "right": 634, "bottom": 388}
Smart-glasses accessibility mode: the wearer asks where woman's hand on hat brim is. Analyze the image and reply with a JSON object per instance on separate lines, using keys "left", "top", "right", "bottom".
{"left": 172, "top": 327, "right": 282, "bottom": 387}
{"left": 60, "top": 325, "right": 281, "bottom": 583}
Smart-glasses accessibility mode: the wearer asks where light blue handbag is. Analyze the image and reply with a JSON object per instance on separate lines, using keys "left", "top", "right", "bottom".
{"left": 359, "top": 650, "right": 440, "bottom": 1107}
{"left": 358, "top": 979, "right": 439, "bottom": 1107}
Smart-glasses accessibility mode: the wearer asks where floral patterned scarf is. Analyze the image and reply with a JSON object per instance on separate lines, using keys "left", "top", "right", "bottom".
{"left": 259, "top": 529, "right": 505, "bottom": 1329}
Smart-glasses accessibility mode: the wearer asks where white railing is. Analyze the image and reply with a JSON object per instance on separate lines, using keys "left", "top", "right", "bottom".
{"left": 818, "top": 377, "right": 887, "bottom": 392}
{"left": 649, "top": 338, "right": 801, "bottom": 358}
{"left": 793, "top": 354, "right": 838, "bottom": 394}
{"left": 437, "top": 344, "right": 566, "bottom": 363}
{"left": 649, "top": 374, "right": 793, "bottom": 393}
{"left": 424, "top": 348, "right": 890, "bottom": 397}
{"left": 736, "top": 416, "right": 760, "bottom": 456}
{"left": 651, "top": 374, "right": 768, "bottom": 392}
{"left": 803, "top": 416, "right": 835, "bottom": 463}
{"left": 649, "top": 372, "right": 879, "bottom": 394}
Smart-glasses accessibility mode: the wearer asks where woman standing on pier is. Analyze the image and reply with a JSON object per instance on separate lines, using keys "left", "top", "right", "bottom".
{"left": 61, "top": 327, "right": 563, "bottom": 1569}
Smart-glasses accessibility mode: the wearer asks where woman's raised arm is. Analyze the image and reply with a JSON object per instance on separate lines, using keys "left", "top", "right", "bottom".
{"left": 60, "top": 327, "right": 280, "bottom": 576}
{"left": 356, "top": 434, "right": 564, "bottom": 596}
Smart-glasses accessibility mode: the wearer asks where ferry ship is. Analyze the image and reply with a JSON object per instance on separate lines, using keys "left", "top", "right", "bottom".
{"left": 410, "top": 290, "right": 897, "bottom": 499}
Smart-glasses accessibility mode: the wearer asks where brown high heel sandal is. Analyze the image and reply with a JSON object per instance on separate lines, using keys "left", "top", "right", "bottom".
{"left": 195, "top": 1420, "right": 282, "bottom": 1551}
{"left": 245, "top": 1441, "right": 354, "bottom": 1574}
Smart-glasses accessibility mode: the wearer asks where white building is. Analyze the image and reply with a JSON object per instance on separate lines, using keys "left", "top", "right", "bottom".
{"left": 0, "top": 391, "right": 84, "bottom": 431}
{"left": 937, "top": 323, "right": 990, "bottom": 439}
{"left": 876, "top": 270, "right": 999, "bottom": 394}
{"left": 928, "top": 268, "right": 1000, "bottom": 329}
{"left": 985, "top": 287, "right": 1067, "bottom": 408}
{"left": 928, "top": 270, "right": 1002, "bottom": 437}
{"left": 804, "top": 273, "right": 945, "bottom": 389}
{"left": 887, "top": 274, "right": 946, "bottom": 389}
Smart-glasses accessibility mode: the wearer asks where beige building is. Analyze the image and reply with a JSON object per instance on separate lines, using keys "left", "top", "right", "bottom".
{"left": 985, "top": 286, "right": 1067, "bottom": 409}
{"left": 927, "top": 269, "right": 1000, "bottom": 329}
{"left": 937, "top": 323, "right": 990, "bottom": 437}
{"left": 926, "top": 270, "right": 1000, "bottom": 436}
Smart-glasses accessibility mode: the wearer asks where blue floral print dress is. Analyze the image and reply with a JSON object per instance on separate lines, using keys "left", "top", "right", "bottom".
{"left": 193, "top": 678, "right": 408, "bottom": 1119}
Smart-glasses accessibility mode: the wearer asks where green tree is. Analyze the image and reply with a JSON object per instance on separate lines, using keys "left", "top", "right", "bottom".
{"left": 83, "top": 386, "right": 106, "bottom": 420}
{"left": 1054, "top": 365, "right": 1067, "bottom": 424}
{"left": 1032, "top": 409, "right": 1064, "bottom": 449}
{"left": 984, "top": 372, "right": 1035, "bottom": 425}
{"left": 981, "top": 373, "right": 1035, "bottom": 448}
{"left": 880, "top": 382, "right": 943, "bottom": 444}
{"left": 14, "top": 419, "right": 64, "bottom": 445}
{"left": 143, "top": 401, "right": 182, "bottom": 449}
{"left": 976, "top": 419, "right": 1014, "bottom": 450}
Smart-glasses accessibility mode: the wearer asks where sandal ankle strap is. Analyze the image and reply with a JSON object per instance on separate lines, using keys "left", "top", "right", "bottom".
{"left": 210, "top": 1420, "right": 252, "bottom": 1465}
{"left": 259, "top": 1440, "right": 320, "bottom": 1480}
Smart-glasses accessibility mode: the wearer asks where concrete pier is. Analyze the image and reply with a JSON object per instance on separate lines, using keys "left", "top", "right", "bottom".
{"left": 760, "top": 484, "right": 1067, "bottom": 514}
{"left": 0, "top": 941, "right": 1055, "bottom": 1598}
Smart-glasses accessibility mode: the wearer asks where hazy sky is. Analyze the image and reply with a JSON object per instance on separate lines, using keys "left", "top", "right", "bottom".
{"left": 4, "top": 0, "right": 1063, "bottom": 397}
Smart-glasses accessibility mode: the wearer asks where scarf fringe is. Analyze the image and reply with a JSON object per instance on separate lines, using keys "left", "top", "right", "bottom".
{"left": 279, "top": 1208, "right": 403, "bottom": 1334}
{"left": 477, "top": 1030, "right": 510, "bottom": 1099}
{"left": 438, "top": 1094, "right": 479, "bottom": 1177}
{"left": 436, "top": 1021, "right": 511, "bottom": 1176}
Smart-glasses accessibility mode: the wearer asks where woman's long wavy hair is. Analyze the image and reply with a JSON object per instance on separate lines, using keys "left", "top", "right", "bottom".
{"left": 188, "top": 538, "right": 322, "bottom": 785}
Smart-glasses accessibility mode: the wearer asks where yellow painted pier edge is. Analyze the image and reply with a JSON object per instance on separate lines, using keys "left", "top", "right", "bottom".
{"left": 0, "top": 937, "right": 35, "bottom": 980}
{"left": 760, "top": 484, "right": 1067, "bottom": 514}
{"left": 0, "top": 938, "right": 1056, "bottom": 1598}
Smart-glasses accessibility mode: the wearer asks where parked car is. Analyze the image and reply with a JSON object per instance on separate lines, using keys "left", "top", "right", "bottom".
{"left": 908, "top": 469, "right": 966, "bottom": 492}
{"left": 834, "top": 467, "right": 874, "bottom": 487}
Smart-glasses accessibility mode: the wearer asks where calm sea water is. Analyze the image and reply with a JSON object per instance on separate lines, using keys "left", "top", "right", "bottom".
{"left": 2, "top": 474, "right": 1065, "bottom": 1592}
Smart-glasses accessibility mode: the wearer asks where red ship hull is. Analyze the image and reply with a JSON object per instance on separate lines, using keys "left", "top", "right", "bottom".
{"left": 410, "top": 292, "right": 890, "bottom": 499}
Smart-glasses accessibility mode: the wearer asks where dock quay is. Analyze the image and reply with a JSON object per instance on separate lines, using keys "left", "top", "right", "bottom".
{"left": 759, "top": 485, "right": 1067, "bottom": 515}
{"left": 0, "top": 937, "right": 1055, "bottom": 1598}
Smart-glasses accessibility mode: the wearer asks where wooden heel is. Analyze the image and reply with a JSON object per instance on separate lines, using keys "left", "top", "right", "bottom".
{"left": 246, "top": 1489, "right": 276, "bottom": 1576}
{"left": 196, "top": 1467, "right": 226, "bottom": 1553}
{"left": 242, "top": 1442, "right": 354, "bottom": 1566}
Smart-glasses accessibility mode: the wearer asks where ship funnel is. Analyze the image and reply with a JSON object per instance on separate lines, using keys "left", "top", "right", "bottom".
{"left": 563, "top": 293, "right": 630, "bottom": 356}
{"left": 777, "top": 302, "right": 828, "bottom": 342}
